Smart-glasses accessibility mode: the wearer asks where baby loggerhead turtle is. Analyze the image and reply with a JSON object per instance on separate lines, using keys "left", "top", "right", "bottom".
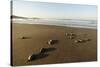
{"left": 27, "top": 47, "right": 56, "bottom": 62}
{"left": 48, "top": 39, "right": 59, "bottom": 45}
{"left": 74, "top": 39, "right": 85, "bottom": 43}
{"left": 74, "top": 38, "right": 91, "bottom": 43}
{"left": 27, "top": 52, "right": 48, "bottom": 62}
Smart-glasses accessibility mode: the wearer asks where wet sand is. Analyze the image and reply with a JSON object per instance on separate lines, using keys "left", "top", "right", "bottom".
{"left": 12, "top": 23, "right": 97, "bottom": 66}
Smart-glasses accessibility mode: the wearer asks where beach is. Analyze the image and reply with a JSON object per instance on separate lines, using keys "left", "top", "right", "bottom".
{"left": 12, "top": 23, "right": 97, "bottom": 66}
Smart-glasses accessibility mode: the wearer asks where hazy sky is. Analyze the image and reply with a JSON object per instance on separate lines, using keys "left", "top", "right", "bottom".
{"left": 13, "top": 0, "right": 97, "bottom": 20}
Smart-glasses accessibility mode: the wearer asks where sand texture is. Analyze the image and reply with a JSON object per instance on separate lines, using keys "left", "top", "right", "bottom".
{"left": 12, "top": 23, "right": 97, "bottom": 66}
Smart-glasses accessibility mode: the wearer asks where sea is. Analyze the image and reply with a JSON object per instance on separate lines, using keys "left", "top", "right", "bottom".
{"left": 12, "top": 18, "right": 97, "bottom": 29}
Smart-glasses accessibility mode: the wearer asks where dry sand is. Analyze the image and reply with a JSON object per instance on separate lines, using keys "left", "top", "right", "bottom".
{"left": 12, "top": 23, "right": 97, "bottom": 66}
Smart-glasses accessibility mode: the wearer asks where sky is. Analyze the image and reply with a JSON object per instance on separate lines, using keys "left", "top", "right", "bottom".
{"left": 12, "top": 0, "right": 97, "bottom": 20}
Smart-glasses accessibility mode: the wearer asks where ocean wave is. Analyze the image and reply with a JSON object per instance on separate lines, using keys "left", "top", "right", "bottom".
{"left": 12, "top": 18, "right": 97, "bottom": 29}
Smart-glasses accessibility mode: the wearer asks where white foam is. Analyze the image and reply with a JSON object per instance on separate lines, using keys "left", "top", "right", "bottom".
{"left": 12, "top": 18, "right": 97, "bottom": 29}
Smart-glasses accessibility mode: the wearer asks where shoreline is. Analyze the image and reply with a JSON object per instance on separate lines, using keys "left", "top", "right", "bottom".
{"left": 12, "top": 18, "right": 97, "bottom": 29}
{"left": 12, "top": 23, "right": 97, "bottom": 30}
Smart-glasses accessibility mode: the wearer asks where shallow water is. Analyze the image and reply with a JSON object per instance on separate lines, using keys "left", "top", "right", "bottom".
{"left": 12, "top": 18, "right": 97, "bottom": 29}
